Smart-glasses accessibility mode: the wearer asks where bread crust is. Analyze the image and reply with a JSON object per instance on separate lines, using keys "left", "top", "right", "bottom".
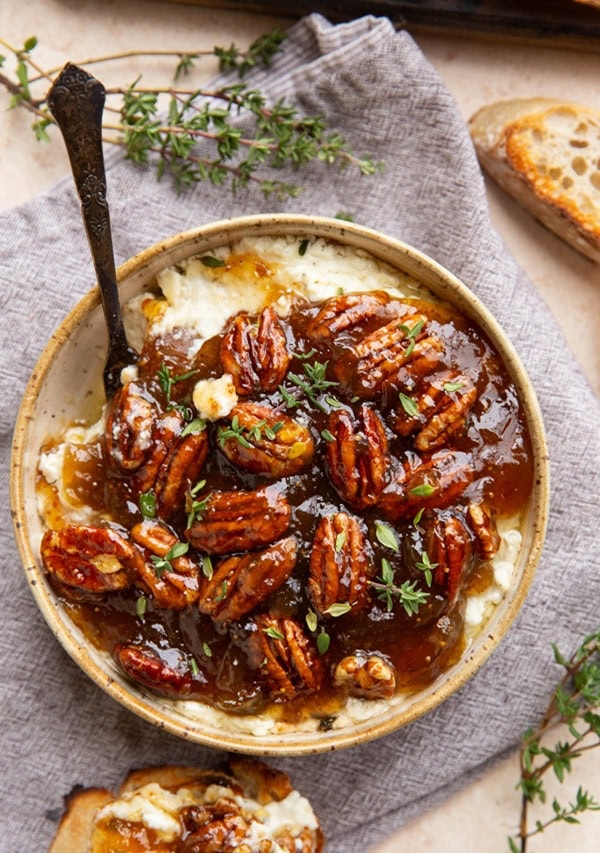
{"left": 469, "top": 98, "right": 600, "bottom": 263}
{"left": 49, "top": 787, "right": 114, "bottom": 853}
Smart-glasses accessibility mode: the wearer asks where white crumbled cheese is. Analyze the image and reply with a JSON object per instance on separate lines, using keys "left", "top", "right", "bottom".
{"left": 95, "top": 780, "right": 316, "bottom": 851}
{"left": 97, "top": 783, "right": 196, "bottom": 840}
{"left": 464, "top": 594, "right": 489, "bottom": 628}
{"left": 152, "top": 259, "right": 272, "bottom": 342}
{"left": 493, "top": 560, "right": 514, "bottom": 592}
{"left": 145, "top": 236, "right": 424, "bottom": 346}
{"left": 246, "top": 235, "right": 416, "bottom": 303}
{"left": 262, "top": 790, "right": 320, "bottom": 835}
{"left": 38, "top": 443, "right": 65, "bottom": 487}
{"left": 120, "top": 363, "right": 139, "bottom": 385}
{"left": 192, "top": 374, "right": 238, "bottom": 421}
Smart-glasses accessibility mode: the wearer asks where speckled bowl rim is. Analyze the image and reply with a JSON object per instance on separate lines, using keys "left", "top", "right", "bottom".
{"left": 11, "top": 214, "right": 550, "bottom": 755}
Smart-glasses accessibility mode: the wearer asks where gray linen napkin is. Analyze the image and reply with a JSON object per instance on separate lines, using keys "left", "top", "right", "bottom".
{"left": 1, "top": 13, "right": 599, "bottom": 852}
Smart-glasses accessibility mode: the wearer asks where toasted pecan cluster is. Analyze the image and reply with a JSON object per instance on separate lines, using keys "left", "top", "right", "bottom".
{"left": 40, "top": 283, "right": 526, "bottom": 717}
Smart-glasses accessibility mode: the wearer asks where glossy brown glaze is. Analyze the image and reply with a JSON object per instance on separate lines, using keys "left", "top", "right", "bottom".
{"left": 39, "top": 280, "right": 533, "bottom": 725}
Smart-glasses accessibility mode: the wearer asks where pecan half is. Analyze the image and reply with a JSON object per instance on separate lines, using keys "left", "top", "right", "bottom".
{"left": 306, "top": 291, "right": 393, "bottom": 340}
{"left": 131, "top": 410, "right": 209, "bottom": 518}
{"left": 130, "top": 409, "right": 182, "bottom": 493}
{"left": 466, "top": 501, "right": 501, "bottom": 560}
{"left": 106, "top": 381, "right": 156, "bottom": 471}
{"left": 428, "top": 515, "right": 473, "bottom": 601}
{"left": 186, "top": 487, "right": 291, "bottom": 555}
{"left": 199, "top": 537, "right": 298, "bottom": 623}
{"left": 249, "top": 615, "right": 322, "bottom": 699}
{"left": 308, "top": 513, "right": 370, "bottom": 616}
{"left": 153, "top": 427, "right": 209, "bottom": 517}
{"left": 334, "top": 312, "right": 429, "bottom": 398}
{"left": 114, "top": 642, "right": 195, "bottom": 697}
{"left": 380, "top": 450, "right": 474, "bottom": 521}
{"left": 384, "top": 335, "right": 445, "bottom": 390}
{"left": 130, "top": 519, "right": 200, "bottom": 609}
{"left": 220, "top": 306, "right": 290, "bottom": 395}
{"left": 41, "top": 524, "right": 140, "bottom": 595}
{"left": 389, "top": 372, "right": 477, "bottom": 452}
{"left": 218, "top": 402, "right": 314, "bottom": 478}
{"left": 325, "top": 405, "right": 389, "bottom": 510}
{"left": 333, "top": 651, "right": 396, "bottom": 700}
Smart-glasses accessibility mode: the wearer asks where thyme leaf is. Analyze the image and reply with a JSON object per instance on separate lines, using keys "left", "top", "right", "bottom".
{"left": 150, "top": 540, "right": 189, "bottom": 578}
{"left": 374, "top": 521, "right": 399, "bottom": 552}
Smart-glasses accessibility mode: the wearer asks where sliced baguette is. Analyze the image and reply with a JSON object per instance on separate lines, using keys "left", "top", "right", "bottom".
{"left": 469, "top": 97, "right": 600, "bottom": 263}
{"left": 49, "top": 761, "right": 324, "bottom": 852}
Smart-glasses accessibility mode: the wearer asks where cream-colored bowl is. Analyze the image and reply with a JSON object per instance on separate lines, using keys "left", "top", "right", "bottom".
{"left": 10, "top": 214, "right": 549, "bottom": 755}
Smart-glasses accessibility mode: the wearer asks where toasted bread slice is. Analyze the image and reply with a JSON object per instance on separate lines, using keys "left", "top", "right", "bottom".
{"left": 49, "top": 761, "right": 324, "bottom": 852}
{"left": 469, "top": 98, "right": 600, "bottom": 262}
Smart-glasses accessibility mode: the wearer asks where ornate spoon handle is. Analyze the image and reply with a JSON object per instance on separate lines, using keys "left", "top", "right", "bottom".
{"left": 48, "top": 63, "right": 137, "bottom": 398}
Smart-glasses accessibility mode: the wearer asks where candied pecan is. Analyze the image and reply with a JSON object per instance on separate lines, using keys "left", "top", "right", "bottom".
{"left": 220, "top": 306, "right": 290, "bottom": 395}
{"left": 130, "top": 410, "right": 208, "bottom": 517}
{"left": 388, "top": 335, "right": 445, "bottom": 387}
{"left": 106, "top": 381, "right": 156, "bottom": 471}
{"left": 325, "top": 405, "right": 389, "bottom": 510}
{"left": 333, "top": 651, "right": 396, "bottom": 700}
{"left": 199, "top": 537, "right": 297, "bottom": 623}
{"left": 179, "top": 811, "right": 253, "bottom": 853}
{"left": 131, "top": 409, "right": 182, "bottom": 493}
{"left": 466, "top": 501, "right": 501, "bottom": 560}
{"left": 389, "top": 373, "right": 477, "bottom": 451}
{"left": 114, "top": 643, "right": 195, "bottom": 697}
{"left": 130, "top": 519, "right": 201, "bottom": 609}
{"left": 308, "top": 513, "right": 370, "bottom": 617}
{"left": 186, "top": 487, "right": 291, "bottom": 555}
{"left": 306, "top": 291, "right": 393, "bottom": 340}
{"left": 41, "top": 524, "right": 140, "bottom": 595}
{"left": 334, "top": 312, "right": 429, "bottom": 398}
{"left": 380, "top": 450, "right": 474, "bottom": 521}
{"left": 428, "top": 515, "right": 473, "bottom": 601}
{"left": 153, "top": 427, "right": 209, "bottom": 517}
{"left": 249, "top": 615, "right": 322, "bottom": 699}
{"left": 218, "top": 402, "right": 314, "bottom": 478}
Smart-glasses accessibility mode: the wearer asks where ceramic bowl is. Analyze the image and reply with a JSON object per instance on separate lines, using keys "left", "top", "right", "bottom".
{"left": 10, "top": 214, "right": 549, "bottom": 755}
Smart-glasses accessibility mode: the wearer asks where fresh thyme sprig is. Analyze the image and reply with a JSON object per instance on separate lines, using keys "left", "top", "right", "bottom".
{"left": 509, "top": 630, "right": 600, "bottom": 852}
{"left": 278, "top": 359, "right": 341, "bottom": 413}
{"left": 185, "top": 478, "right": 210, "bottom": 528}
{"left": 368, "top": 558, "right": 429, "bottom": 616}
{"left": 0, "top": 32, "right": 383, "bottom": 197}
{"left": 415, "top": 551, "right": 438, "bottom": 587}
{"left": 217, "top": 415, "right": 284, "bottom": 449}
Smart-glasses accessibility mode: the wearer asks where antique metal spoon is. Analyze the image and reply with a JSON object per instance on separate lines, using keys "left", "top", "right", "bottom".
{"left": 47, "top": 63, "right": 137, "bottom": 398}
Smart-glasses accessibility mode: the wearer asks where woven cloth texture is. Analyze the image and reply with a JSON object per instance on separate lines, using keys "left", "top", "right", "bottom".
{"left": 1, "top": 14, "right": 599, "bottom": 852}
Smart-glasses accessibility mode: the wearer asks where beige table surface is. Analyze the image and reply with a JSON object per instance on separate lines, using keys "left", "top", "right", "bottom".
{"left": 2, "top": 1, "right": 599, "bottom": 850}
